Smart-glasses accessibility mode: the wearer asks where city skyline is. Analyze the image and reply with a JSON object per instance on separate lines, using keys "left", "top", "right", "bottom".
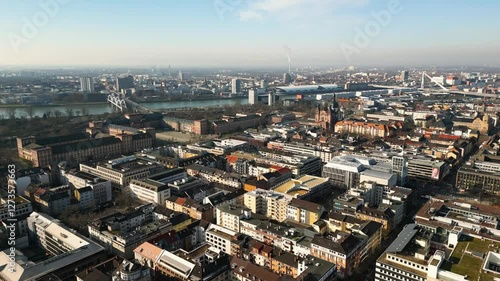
{"left": 0, "top": 0, "right": 499, "bottom": 68}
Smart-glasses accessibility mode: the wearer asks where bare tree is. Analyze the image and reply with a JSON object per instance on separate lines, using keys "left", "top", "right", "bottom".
{"left": 80, "top": 107, "right": 88, "bottom": 116}
{"left": 7, "top": 108, "right": 16, "bottom": 120}
{"left": 65, "top": 108, "right": 74, "bottom": 117}
{"left": 26, "top": 106, "right": 35, "bottom": 119}
{"left": 54, "top": 110, "right": 62, "bottom": 118}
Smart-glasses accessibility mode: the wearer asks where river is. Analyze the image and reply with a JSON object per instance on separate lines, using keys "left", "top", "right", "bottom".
{"left": 0, "top": 98, "right": 248, "bottom": 118}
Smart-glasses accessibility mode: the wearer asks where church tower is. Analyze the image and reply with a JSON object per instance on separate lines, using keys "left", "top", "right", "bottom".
{"left": 315, "top": 94, "right": 343, "bottom": 132}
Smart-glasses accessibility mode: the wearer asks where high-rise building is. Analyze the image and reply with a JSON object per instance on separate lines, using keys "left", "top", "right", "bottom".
{"left": 283, "top": 73, "right": 292, "bottom": 84}
{"left": 248, "top": 89, "right": 258, "bottom": 105}
{"left": 116, "top": 76, "right": 134, "bottom": 91}
{"left": 232, "top": 78, "right": 241, "bottom": 94}
{"left": 391, "top": 156, "right": 408, "bottom": 186}
{"left": 400, "top": 70, "right": 409, "bottom": 81}
{"left": 178, "top": 70, "right": 184, "bottom": 81}
{"left": 267, "top": 91, "right": 275, "bottom": 106}
{"left": 260, "top": 79, "right": 268, "bottom": 89}
{"left": 80, "top": 77, "right": 95, "bottom": 93}
{"left": 406, "top": 158, "right": 447, "bottom": 181}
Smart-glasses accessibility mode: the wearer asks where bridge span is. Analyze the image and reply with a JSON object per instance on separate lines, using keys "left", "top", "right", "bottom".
{"left": 107, "top": 93, "right": 159, "bottom": 114}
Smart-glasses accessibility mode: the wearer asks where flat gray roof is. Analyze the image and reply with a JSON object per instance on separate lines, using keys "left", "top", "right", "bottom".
{"left": 386, "top": 223, "right": 419, "bottom": 253}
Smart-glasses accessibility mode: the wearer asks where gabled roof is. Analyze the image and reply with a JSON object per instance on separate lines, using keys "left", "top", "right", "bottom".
{"left": 358, "top": 221, "right": 383, "bottom": 236}
{"left": 311, "top": 234, "right": 361, "bottom": 255}
{"left": 358, "top": 206, "right": 394, "bottom": 219}
{"left": 289, "top": 198, "right": 323, "bottom": 213}
{"left": 134, "top": 242, "right": 163, "bottom": 262}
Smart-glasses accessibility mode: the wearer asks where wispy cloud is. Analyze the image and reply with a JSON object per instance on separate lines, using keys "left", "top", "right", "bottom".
{"left": 238, "top": 0, "right": 369, "bottom": 22}
{"left": 239, "top": 10, "right": 262, "bottom": 21}
{"left": 253, "top": 0, "right": 308, "bottom": 12}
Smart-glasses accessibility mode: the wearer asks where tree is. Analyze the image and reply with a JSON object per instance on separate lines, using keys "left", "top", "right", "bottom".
{"left": 54, "top": 110, "right": 62, "bottom": 118}
{"left": 80, "top": 107, "right": 88, "bottom": 116}
{"left": 26, "top": 106, "right": 35, "bottom": 119}
{"left": 45, "top": 110, "right": 52, "bottom": 118}
{"left": 7, "top": 108, "right": 16, "bottom": 120}
{"left": 65, "top": 108, "right": 74, "bottom": 117}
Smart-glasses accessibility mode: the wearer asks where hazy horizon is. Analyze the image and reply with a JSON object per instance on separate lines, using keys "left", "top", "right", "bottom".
{"left": 1, "top": 0, "right": 499, "bottom": 68}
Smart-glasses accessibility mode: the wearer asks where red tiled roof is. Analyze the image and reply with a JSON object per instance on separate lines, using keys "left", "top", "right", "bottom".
{"left": 226, "top": 155, "right": 239, "bottom": 164}
{"left": 438, "top": 134, "right": 460, "bottom": 140}
{"left": 35, "top": 188, "right": 46, "bottom": 196}
{"left": 277, "top": 167, "right": 292, "bottom": 175}
{"left": 270, "top": 165, "right": 284, "bottom": 171}
{"left": 175, "top": 197, "right": 187, "bottom": 205}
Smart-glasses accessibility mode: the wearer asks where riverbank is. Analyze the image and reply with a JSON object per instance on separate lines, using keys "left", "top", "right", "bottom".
{"left": 136, "top": 96, "right": 245, "bottom": 103}
{"left": 0, "top": 102, "right": 108, "bottom": 108}
{"left": 0, "top": 96, "right": 245, "bottom": 108}
{"left": 0, "top": 97, "right": 248, "bottom": 119}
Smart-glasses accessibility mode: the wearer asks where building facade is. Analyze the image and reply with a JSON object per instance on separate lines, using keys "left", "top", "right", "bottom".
{"left": 17, "top": 130, "right": 154, "bottom": 167}
{"left": 334, "top": 120, "right": 395, "bottom": 138}
{"left": 315, "top": 96, "right": 342, "bottom": 132}
{"left": 134, "top": 242, "right": 230, "bottom": 281}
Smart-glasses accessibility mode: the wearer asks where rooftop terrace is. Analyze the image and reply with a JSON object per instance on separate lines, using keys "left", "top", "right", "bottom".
{"left": 441, "top": 235, "right": 500, "bottom": 281}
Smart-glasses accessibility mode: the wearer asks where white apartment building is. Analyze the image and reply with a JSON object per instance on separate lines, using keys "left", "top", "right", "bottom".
{"left": 205, "top": 224, "right": 237, "bottom": 255}
{"left": 243, "top": 189, "right": 292, "bottom": 222}
{"left": 268, "top": 141, "right": 338, "bottom": 163}
{"left": 129, "top": 179, "right": 170, "bottom": 204}
{"left": 63, "top": 171, "right": 113, "bottom": 204}
{"left": 0, "top": 212, "right": 105, "bottom": 281}
{"left": 215, "top": 203, "right": 251, "bottom": 232}
{"left": 80, "top": 156, "right": 165, "bottom": 188}
{"left": 128, "top": 168, "right": 186, "bottom": 204}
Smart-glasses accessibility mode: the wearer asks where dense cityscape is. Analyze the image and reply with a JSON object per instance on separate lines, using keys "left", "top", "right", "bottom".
{"left": 1, "top": 1, "right": 500, "bottom": 281}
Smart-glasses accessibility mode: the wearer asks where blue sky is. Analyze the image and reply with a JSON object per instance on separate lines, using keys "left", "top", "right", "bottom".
{"left": 0, "top": 0, "right": 499, "bottom": 68}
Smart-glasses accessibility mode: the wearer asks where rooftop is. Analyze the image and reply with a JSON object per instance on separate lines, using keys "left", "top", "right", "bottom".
{"left": 0, "top": 212, "right": 105, "bottom": 281}
{"left": 324, "top": 155, "right": 376, "bottom": 173}
{"left": 275, "top": 84, "right": 340, "bottom": 94}
{"left": 134, "top": 242, "right": 163, "bottom": 261}
{"left": 230, "top": 256, "right": 295, "bottom": 281}
{"left": 289, "top": 198, "right": 324, "bottom": 213}
{"left": 360, "top": 169, "right": 395, "bottom": 181}
{"left": 50, "top": 136, "right": 122, "bottom": 154}
{"left": 441, "top": 235, "right": 500, "bottom": 281}
{"left": 273, "top": 175, "right": 328, "bottom": 197}
{"left": 311, "top": 232, "right": 361, "bottom": 256}
{"left": 386, "top": 223, "right": 419, "bottom": 253}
